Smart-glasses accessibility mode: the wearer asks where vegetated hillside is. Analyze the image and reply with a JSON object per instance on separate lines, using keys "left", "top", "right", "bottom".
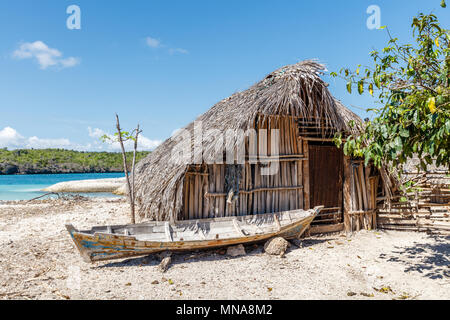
{"left": 0, "top": 148, "right": 151, "bottom": 174}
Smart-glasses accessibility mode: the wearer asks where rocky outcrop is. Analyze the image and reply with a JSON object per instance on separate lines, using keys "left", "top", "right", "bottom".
{"left": 4, "top": 164, "right": 19, "bottom": 175}
{"left": 0, "top": 163, "right": 123, "bottom": 175}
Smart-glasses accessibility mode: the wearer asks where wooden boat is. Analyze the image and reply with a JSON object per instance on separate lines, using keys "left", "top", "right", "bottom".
{"left": 66, "top": 206, "right": 323, "bottom": 263}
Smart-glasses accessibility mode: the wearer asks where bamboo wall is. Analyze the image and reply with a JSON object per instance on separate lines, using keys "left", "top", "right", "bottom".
{"left": 181, "top": 116, "right": 383, "bottom": 236}
{"left": 182, "top": 116, "right": 308, "bottom": 220}
{"left": 343, "top": 158, "right": 378, "bottom": 232}
{"left": 376, "top": 170, "right": 450, "bottom": 234}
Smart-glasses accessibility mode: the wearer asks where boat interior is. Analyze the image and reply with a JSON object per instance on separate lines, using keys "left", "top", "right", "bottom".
{"left": 77, "top": 209, "right": 316, "bottom": 242}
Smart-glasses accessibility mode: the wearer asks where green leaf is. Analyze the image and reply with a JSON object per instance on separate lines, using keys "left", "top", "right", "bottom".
{"left": 394, "top": 136, "right": 403, "bottom": 151}
{"left": 335, "top": 12, "right": 449, "bottom": 171}
{"left": 358, "top": 81, "right": 364, "bottom": 95}
{"left": 343, "top": 141, "right": 349, "bottom": 155}
{"left": 399, "top": 128, "right": 410, "bottom": 138}
{"left": 374, "top": 76, "right": 381, "bottom": 89}
{"left": 346, "top": 82, "right": 352, "bottom": 94}
{"left": 420, "top": 161, "right": 427, "bottom": 171}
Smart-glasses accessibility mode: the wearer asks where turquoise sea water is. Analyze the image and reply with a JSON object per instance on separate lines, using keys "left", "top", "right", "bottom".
{"left": 0, "top": 173, "right": 125, "bottom": 201}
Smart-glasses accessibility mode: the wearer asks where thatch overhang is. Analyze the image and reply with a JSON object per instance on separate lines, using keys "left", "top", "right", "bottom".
{"left": 135, "top": 60, "right": 362, "bottom": 221}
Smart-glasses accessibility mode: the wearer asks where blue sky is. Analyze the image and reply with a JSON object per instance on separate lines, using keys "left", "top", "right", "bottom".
{"left": 0, "top": 0, "right": 448, "bottom": 151}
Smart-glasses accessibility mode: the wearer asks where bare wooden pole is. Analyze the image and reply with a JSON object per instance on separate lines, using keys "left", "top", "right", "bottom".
{"left": 131, "top": 124, "right": 141, "bottom": 220}
{"left": 115, "top": 114, "right": 141, "bottom": 224}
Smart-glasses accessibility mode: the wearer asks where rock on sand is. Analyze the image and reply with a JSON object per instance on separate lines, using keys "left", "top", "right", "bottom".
{"left": 264, "top": 237, "right": 290, "bottom": 256}
{"left": 226, "top": 244, "right": 246, "bottom": 257}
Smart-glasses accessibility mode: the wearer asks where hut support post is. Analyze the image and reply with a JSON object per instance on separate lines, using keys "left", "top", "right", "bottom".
{"left": 343, "top": 156, "right": 352, "bottom": 233}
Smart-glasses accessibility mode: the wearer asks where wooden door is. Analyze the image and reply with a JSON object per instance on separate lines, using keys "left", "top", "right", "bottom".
{"left": 309, "top": 144, "right": 343, "bottom": 222}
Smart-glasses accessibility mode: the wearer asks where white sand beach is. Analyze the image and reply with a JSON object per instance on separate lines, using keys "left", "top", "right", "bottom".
{"left": 41, "top": 178, "right": 126, "bottom": 194}
{"left": 0, "top": 197, "right": 448, "bottom": 300}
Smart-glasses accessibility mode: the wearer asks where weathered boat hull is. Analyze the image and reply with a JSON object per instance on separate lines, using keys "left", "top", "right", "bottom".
{"left": 66, "top": 206, "right": 322, "bottom": 263}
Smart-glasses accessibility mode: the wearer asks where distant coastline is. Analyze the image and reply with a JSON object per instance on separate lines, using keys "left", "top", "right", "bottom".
{"left": 0, "top": 148, "right": 150, "bottom": 175}
{"left": 0, "top": 172, "right": 126, "bottom": 201}
{"left": 1, "top": 167, "right": 124, "bottom": 175}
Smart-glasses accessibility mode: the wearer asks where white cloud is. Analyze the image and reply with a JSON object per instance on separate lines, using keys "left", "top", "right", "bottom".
{"left": 145, "top": 37, "right": 161, "bottom": 48}
{"left": 0, "top": 126, "right": 162, "bottom": 151}
{"left": 145, "top": 37, "right": 188, "bottom": 55}
{"left": 169, "top": 48, "right": 189, "bottom": 55}
{"left": 88, "top": 127, "right": 162, "bottom": 151}
{"left": 26, "top": 136, "right": 71, "bottom": 149}
{"left": 139, "top": 136, "right": 163, "bottom": 150}
{"left": 0, "top": 127, "right": 24, "bottom": 148}
{"left": 13, "top": 41, "right": 80, "bottom": 70}
{"left": 88, "top": 127, "right": 106, "bottom": 139}
{"left": 0, "top": 127, "right": 162, "bottom": 152}
{"left": 0, "top": 127, "right": 71, "bottom": 149}
{"left": 59, "top": 56, "right": 80, "bottom": 68}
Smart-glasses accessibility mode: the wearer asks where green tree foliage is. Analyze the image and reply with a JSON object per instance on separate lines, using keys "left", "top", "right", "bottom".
{"left": 331, "top": 7, "right": 449, "bottom": 172}
{"left": 0, "top": 148, "right": 150, "bottom": 173}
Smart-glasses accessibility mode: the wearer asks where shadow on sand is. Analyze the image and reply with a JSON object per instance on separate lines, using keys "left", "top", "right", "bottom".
{"left": 91, "top": 237, "right": 330, "bottom": 270}
{"left": 378, "top": 233, "right": 449, "bottom": 280}
{"left": 92, "top": 243, "right": 265, "bottom": 270}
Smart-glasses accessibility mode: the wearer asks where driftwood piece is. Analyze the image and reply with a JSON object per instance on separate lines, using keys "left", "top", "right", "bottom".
{"left": 27, "top": 192, "right": 59, "bottom": 202}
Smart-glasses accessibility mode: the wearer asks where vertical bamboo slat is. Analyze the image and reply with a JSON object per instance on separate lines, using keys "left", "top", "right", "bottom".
{"left": 194, "top": 174, "right": 199, "bottom": 219}
{"left": 183, "top": 177, "right": 188, "bottom": 220}
{"left": 214, "top": 164, "right": 220, "bottom": 217}
{"left": 203, "top": 174, "right": 209, "bottom": 219}
{"left": 298, "top": 138, "right": 303, "bottom": 209}
{"left": 198, "top": 175, "right": 203, "bottom": 219}
{"left": 219, "top": 165, "right": 224, "bottom": 217}
{"left": 303, "top": 140, "right": 310, "bottom": 210}
{"left": 188, "top": 176, "right": 194, "bottom": 220}
{"left": 343, "top": 156, "right": 352, "bottom": 233}
{"left": 248, "top": 164, "right": 253, "bottom": 214}
{"left": 359, "top": 164, "right": 368, "bottom": 211}
{"left": 365, "top": 166, "right": 373, "bottom": 229}
{"left": 354, "top": 166, "right": 363, "bottom": 211}
{"left": 211, "top": 165, "right": 217, "bottom": 217}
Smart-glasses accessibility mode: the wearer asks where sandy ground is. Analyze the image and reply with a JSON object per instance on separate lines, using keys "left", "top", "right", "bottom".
{"left": 42, "top": 178, "right": 125, "bottom": 194}
{"left": 0, "top": 197, "right": 448, "bottom": 300}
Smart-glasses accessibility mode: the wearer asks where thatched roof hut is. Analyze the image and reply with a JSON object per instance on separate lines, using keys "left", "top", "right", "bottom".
{"left": 135, "top": 60, "right": 373, "bottom": 233}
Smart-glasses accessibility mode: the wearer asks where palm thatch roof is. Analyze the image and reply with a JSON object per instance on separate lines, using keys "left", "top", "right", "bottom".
{"left": 135, "top": 60, "right": 362, "bottom": 221}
